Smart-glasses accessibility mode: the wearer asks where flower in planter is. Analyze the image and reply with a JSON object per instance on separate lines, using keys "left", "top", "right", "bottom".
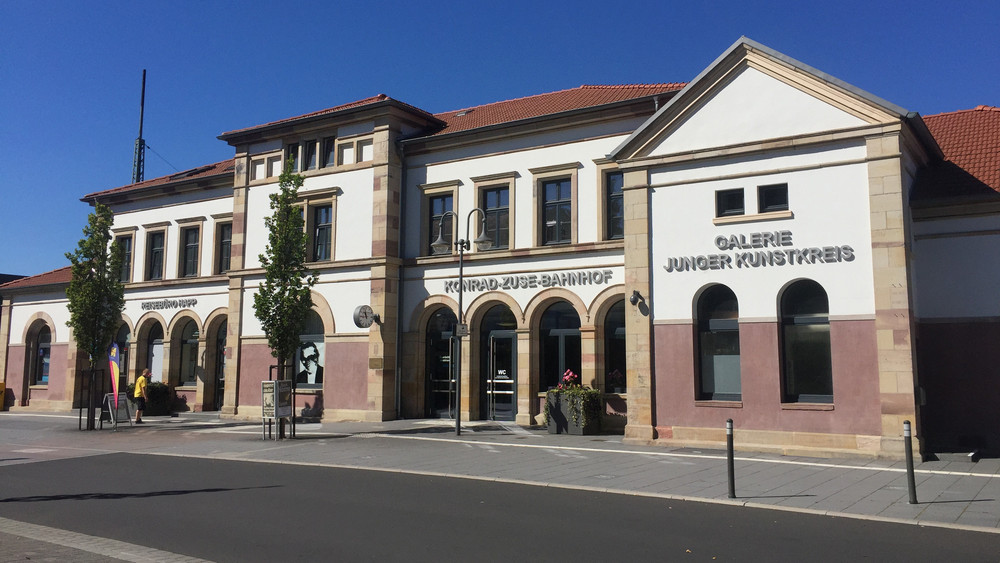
{"left": 558, "top": 369, "right": 580, "bottom": 390}
{"left": 544, "top": 369, "right": 602, "bottom": 433}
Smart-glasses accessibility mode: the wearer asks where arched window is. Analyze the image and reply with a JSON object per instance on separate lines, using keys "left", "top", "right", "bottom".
{"left": 178, "top": 320, "right": 199, "bottom": 386}
{"left": 781, "top": 280, "right": 833, "bottom": 403}
{"left": 540, "top": 301, "right": 581, "bottom": 389}
{"left": 697, "top": 285, "right": 741, "bottom": 401}
{"left": 604, "top": 300, "right": 626, "bottom": 392}
{"left": 295, "top": 310, "right": 325, "bottom": 388}
{"left": 31, "top": 326, "right": 51, "bottom": 385}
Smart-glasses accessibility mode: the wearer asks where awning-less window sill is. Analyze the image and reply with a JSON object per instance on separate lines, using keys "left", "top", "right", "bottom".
{"left": 780, "top": 402, "right": 834, "bottom": 411}
{"left": 695, "top": 400, "right": 743, "bottom": 408}
{"left": 713, "top": 210, "right": 793, "bottom": 226}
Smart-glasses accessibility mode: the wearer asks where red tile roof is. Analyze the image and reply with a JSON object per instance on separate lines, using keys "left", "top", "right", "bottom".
{"left": 915, "top": 106, "right": 1000, "bottom": 201}
{"left": 0, "top": 266, "right": 72, "bottom": 291}
{"left": 219, "top": 94, "right": 439, "bottom": 139}
{"left": 83, "top": 159, "right": 235, "bottom": 201}
{"left": 430, "top": 83, "right": 687, "bottom": 136}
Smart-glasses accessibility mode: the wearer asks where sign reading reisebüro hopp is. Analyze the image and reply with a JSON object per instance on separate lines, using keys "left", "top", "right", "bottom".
{"left": 663, "top": 230, "right": 855, "bottom": 273}
{"left": 141, "top": 297, "right": 198, "bottom": 311}
{"left": 444, "top": 269, "right": 614, "bottom": 293}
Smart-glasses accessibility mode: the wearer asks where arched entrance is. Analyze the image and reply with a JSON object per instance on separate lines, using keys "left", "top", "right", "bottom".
{"left": 211, "top": 320, "right": 227, "bottom": 411}
{"left": 425, "top": 307, "right": 457, "bottom": 418}
{"left": 478, "top": 304, "right": 517, "bottom": 421}
{"left": 147, "top": 323, "right": 165, "bottom": 382}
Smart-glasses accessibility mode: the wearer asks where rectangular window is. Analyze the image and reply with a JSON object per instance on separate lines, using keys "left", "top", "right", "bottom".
{"left": 542, "top": 178, "right": 572, "bottom": 245}
{"left": 429, "top": 194, "right": 453, "bottom": 254}
{"left": 116, "top": 235, "right": 133, "bottom": 282}
{"left": 251, "top": 159, "right": 267, "bottom": 181}
{"left": 303, "top": 140, "right": 317, "bottom": 171}
{"left": 606, "top": 171, "right": 624, "bottom": 240}
{"left": 338, "top": 143, "right": 355, "bottom": 166}
{"left": 180, "top": 227, "right": 200, "bottom": 277}
{"left": 287, "top": 143, "right": 300, "bottom": 172}
{"left": 147, "top": 231, "right": 164, "bottom": 281}
{"left": 313, "top": 205, "right": 332, "bottom": 261}
{"left": 758, "top": 183, "right": 789, "bottom": 213}
{"left": 716, "top": 188, "right": 744, "bottom": 217}
{"left": 216, "top": 223, "right": 232, "bottom": 274}
{"left": 482, "top": 186, "right": 509, "bottom": 250}
{"left": 358, "top": 139, "right": 374, "bottom": 162}
{"left": 268, "top": 155, "right": 282, "bottom": 178}
{"left": 322, "top": 137, "right": 337, "bottom": 168}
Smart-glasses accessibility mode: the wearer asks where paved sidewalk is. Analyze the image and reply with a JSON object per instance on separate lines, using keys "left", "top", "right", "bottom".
{"left": 2, "top": 411, "right": 999, "bottom": 560}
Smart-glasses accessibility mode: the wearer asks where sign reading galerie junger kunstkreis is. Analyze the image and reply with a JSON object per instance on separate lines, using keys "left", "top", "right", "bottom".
{"left": 141, "top": 297, "right": 198, "bottom": 311}
{"left": 444, "top": 269, "right": 615, "bottom": 293}
{"left": 663, "top": 230, "right": 855, "bottom": 273}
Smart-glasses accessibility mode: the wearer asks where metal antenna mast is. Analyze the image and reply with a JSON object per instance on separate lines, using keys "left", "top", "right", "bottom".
{"left": 131, "top": 69, "right": 146, "bottom": 184}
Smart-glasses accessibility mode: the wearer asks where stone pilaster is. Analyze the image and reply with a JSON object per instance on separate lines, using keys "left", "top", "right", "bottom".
{"left": 515, "top": 328, "right": 533, "bottom": 426}
{"left": 221, "top": 156, "right": 249, "bottom": 417}
{"left": 622, "top": 169, "right": 655, "bottom": 441}
{"left": 867, "top": 132, "right": 920, "bottom": 456}
{"left": 364, "top": 124, "right": 402, "bottom": 421}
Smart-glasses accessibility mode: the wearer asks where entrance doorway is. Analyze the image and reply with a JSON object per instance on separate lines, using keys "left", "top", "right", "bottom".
{"left": 478, "top": 304, "right": 518, "bottom": 421}
{"left": 484, "top": 331, "right": 517, "bottom": 421}
{"left": 214, "top": 322, "right": 227, "bottom": 411}
{"left": 148, "top": 323, "right": 164, "bottom": 382}
{"left": 425, "top": 308, "right": 457, "bottom": 418}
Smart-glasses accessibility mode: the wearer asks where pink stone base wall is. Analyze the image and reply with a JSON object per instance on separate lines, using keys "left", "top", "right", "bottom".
{"left": 236, "top": 340, "right": 369, "bottom": 412}
{"left": 653, "top": 320, "right": 881, "bottom": 438}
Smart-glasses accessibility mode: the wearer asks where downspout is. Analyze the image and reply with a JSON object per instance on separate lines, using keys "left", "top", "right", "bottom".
{"left": 654, "top": 96, "right": 660, "bottom": 111}
{"left": 394, "top": 139, "right": 406, "bottom": 419}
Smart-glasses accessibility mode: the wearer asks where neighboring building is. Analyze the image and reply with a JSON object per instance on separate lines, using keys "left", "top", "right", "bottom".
{"left": 1, "top": 38, "right": 997, "bottom": 459}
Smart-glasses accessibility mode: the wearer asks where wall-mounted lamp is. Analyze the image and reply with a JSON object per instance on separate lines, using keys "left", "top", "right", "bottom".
{"left": 629, "top": 290, "right": 642, "bottom": 306}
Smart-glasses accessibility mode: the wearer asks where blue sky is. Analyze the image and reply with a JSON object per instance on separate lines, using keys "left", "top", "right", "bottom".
{"left": 1, "top": 0, "right": 997, "bottom": 276}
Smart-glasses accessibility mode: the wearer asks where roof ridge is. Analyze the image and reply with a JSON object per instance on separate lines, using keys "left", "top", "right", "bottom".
{"left": 580, "top": 83, "right": 686, "bottom": 89}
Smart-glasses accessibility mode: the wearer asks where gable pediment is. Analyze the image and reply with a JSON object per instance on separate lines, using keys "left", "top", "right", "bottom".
{"left": 613, "top": 38, "right": 907, "bottom": 161}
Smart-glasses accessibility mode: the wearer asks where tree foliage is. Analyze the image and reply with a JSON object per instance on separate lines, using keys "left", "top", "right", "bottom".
{"left": 65, "top": 203, "right": 126, "bottom": 369}
{"left": 253, "top": 163, "right": 317, "bottom": 378}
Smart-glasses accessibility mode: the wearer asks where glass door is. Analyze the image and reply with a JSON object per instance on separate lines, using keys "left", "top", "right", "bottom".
{"left": 486, "top": 331, "right": 516, "bottom": 421}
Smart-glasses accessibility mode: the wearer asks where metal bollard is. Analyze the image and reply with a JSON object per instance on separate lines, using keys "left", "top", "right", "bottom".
{"left": 904, "top": 420, "right": 918, "bottom": 504}
{"left": 727, "top": 419, "right": 736, "bottom": 499}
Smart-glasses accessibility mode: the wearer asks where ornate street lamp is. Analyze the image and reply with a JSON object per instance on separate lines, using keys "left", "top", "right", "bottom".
{"left": 431, "top": 208, "right": 492, "bottom": 435}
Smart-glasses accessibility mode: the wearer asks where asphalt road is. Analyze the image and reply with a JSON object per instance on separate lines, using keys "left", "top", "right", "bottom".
{"left": 1, "top": 453, "right": 998, "bottom": 562}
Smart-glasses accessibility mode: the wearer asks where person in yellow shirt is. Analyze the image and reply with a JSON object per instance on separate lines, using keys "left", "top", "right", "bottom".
{"left": 134, "top": 369, "right": 150, "bottom": 424}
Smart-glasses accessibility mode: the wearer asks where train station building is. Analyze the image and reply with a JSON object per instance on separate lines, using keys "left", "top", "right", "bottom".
{"left": 2, "top": 38, "right": 998, "bottom": 459}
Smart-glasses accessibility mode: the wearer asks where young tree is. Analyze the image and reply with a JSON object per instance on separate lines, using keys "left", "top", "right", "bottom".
{"left": 253, "top": 163, "right": 317, "bottom": 385}
{"left": 65, "top": 203, "right": 126, "bottom": 426}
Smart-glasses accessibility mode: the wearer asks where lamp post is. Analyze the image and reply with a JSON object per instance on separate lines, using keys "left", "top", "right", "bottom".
{"left": 431, "top": 208, "right": 492, "bottom": 436}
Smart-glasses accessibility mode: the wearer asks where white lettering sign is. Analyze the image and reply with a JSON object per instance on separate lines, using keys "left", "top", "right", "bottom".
{"left": 444, "top": 269, "right": 614, "bottom": 293}
{"left": 141, "top": 298, "right": 198, "bottom": 311}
